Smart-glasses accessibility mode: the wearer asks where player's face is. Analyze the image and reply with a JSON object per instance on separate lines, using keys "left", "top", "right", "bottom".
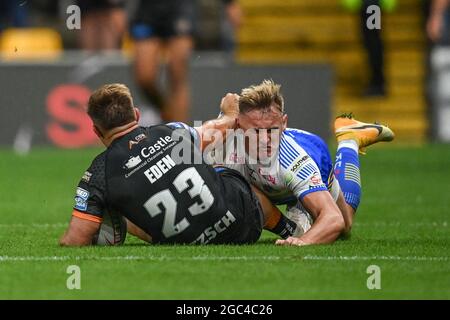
{"left": 237, "top": 104, "right": 287, "bottom": 161}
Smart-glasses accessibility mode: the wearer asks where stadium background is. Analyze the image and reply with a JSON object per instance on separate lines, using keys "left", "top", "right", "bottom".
{"left": 0, "top": 0, "right": 448, "bottom": 299}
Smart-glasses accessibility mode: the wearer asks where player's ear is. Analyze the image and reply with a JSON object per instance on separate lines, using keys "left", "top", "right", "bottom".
{"left": 134, "top": 107, "right": 140, "bottom": 123}
{"left": 282, "top": 114, "right": 288, "bottom": 131}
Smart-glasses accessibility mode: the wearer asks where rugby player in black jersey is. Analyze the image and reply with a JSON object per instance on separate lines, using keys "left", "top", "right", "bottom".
{"left": 60, "top": 84, "right": 300, "bottom": 246}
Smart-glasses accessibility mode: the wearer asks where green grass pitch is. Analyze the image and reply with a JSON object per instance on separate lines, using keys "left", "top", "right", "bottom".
{"left": 0, "top": 144, "right": 449, "bottom": 299}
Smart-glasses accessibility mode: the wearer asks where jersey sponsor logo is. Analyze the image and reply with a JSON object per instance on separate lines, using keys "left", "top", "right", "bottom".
{"left": 74, "top": 187, "right": 89, "bottom": 211}
{"left": 123, "top": 136, "right": 174, "bottom": 176}
{"left": 140, "top": 136, "right": 173, "bottom": 158}
{"left": 310, "top": 173, "right": 322, "bottom": 185}
{"left": 309, "top": 184, "right": 326, "bottom": 190}
{"left": 76, "top": 187, "right": 89, "bottom": 200}
{"left": 308, "top": 173, "right": 326, "bottom": 190}
{"left": 191, "top": 211, "right": 237, "bottom": 244}
{"left": 81, "top": 171, "right": 92, "bottom": 183}
{"left": 124, "top": 155, "right": 142, "bottom": 169}
{"left": 128, "top": 140, "right": 138, "bottom": 149}
{"left": 290, "top": 155, "right": 310, "bottom": 173}
{"left": 135, "top": 133, "right": 147, "bottom": 142}
{"left": 144, "top": 154, "right": 176, "bottom": 184}
{"left": 128, "top": 133, "right": 147, "bottom": 149}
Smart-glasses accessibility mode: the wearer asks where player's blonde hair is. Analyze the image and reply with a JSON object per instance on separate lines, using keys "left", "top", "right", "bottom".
{"left": 87, "top": 83, "right": 136, "bottom": 131}
{"left": 239, "top": 79, "right": 284, "bottom": 114}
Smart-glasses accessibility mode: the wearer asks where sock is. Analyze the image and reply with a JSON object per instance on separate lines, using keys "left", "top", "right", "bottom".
{"left": 265, "top": 212, "right": 298, "bottom": 239}
{"left": 334, "top": 140, "right": 362, "bottom": 210}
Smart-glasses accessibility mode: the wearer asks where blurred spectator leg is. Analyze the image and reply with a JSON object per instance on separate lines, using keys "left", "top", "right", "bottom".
{"left": 165, "top": 35, "right": 193, "bottom": 122}
{"left": 97, "top": 8, "right": 126, "bottom": 50}
{"left": 361, "top": 0, "right": 386, "bottom": 97}
{"left": 78, "top": 2, "right": 126, "bottom": 52}
{"left": 133, "top": 38, "right": 166, "bottom": 115}
{"left": 78, "top": 10, "right": 98, "bottom": 51}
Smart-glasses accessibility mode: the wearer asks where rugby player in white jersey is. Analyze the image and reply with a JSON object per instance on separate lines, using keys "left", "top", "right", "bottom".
{"left": 216, "top": 80, "right": 394, "bottom": 246}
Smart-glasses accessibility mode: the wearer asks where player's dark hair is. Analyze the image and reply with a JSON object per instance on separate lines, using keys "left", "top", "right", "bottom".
{"left": 87, "top": 83, "right": 136, "bottom": 131}
{"left": 239, "top": 79, "right": 284, "bottom": 114}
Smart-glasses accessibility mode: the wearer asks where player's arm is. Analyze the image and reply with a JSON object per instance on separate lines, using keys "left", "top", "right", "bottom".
{"left": 60, "top": 154, "right": 106, "bottom": 247}
{"left": 167, "top": 93, "right": 239, "bottom": 151}
{"left": 60, "top": 216, "right": 100, "bottom": 246}
{"left": 276, "top": 147, "right": 345, "bottom": 246}
{"left": 194, "top": 93, "right": 239, "bottom": 151}
{"left": 276, "top": 191, "right": 345, "bottom": 246}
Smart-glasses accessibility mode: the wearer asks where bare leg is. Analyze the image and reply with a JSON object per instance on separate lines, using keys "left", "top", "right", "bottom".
{"left": 336, "top": 191, "right": 355, "bottom": 235}
{"left": 165, "top": 36, "right": 193, "bottom": 122}
{"left": 97, "top": 9, "right": 126, "bottom": 50}
{"left": 78, "top": 13, "right": 99, "bottom": 51}
{"left": 78, "top": 9, "right": 126, "bottom": 52}
{"left": 133, "top": 38, "right": 165, "bottom": 113}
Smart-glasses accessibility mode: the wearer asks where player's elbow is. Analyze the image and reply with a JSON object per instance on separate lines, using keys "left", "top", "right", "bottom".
{"left": 59, "top": 234, "right": 71, "bottom": 246}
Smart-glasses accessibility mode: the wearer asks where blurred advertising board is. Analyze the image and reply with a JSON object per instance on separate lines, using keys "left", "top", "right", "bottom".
{"left": 0, "top": 54, "right": 331, "bottom": 149}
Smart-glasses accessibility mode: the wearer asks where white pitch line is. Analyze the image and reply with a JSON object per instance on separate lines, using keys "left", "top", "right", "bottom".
{"left": 0, "top": 223, "right": 67, "bottom": 228}
{"left": 0, "top": 255, "right": 281, "bottom": 262}
{"left": 302, "top": 255, "right": 449, "bottom": 262}
{"left": 0, "top": 255, "right": 447, "bottom": 263}
{"left": 354, "top": 222, "right": 448, "bottom": 227}
{"left": 0, "top": 222, "right": 446, "bottom": 228}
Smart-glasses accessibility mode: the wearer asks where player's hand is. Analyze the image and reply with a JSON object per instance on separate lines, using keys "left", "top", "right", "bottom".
{"left": 220, "top": 93, "right": 240, "bottom": 117}
{"left": 275, "top": 237, "right": 310, "bottom": 247}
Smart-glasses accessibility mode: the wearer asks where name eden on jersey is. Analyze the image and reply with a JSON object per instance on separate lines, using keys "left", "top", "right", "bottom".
{"left": 144, "top": 154, "right": 176, "bottom": 184}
